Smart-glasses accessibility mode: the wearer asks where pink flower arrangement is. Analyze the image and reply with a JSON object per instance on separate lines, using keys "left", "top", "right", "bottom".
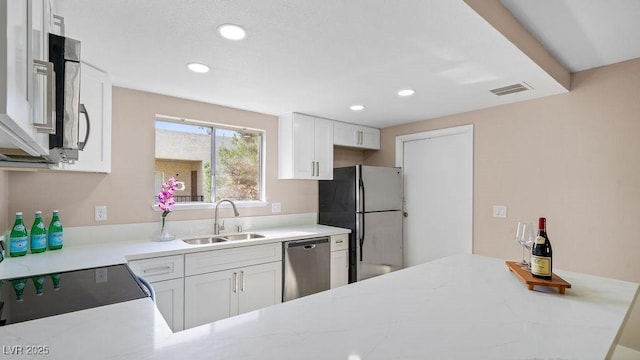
{"left": 158, "top": 175, "right": 178, "bottom": 219}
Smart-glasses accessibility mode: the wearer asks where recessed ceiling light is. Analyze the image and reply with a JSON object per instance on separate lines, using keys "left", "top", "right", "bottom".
{"left": 398, "top": 89, "right": 416, "bottom": 97}
{"left": 217, "top": 24, "right": 247, "bottom": 40}
{"left": 187, "top": 63, "right": 210, "bottom": 73}
{"left": 350, "top": 105, "right": 365, "bottom": 111}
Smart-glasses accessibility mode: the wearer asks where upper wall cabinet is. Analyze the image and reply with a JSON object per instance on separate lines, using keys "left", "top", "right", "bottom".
{"left": 333, "top": 121, "right": 380, "bottom": 150}
{"left": 0, "top": 0, "right": 53, "bottom": 156}
{"left": 55, "top": 62, "right": 112, "bottom": 173}
{"left": 278, "top": 113, "right": 333, "bottom": 180}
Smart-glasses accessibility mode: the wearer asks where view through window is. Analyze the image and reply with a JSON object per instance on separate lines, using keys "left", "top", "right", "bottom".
{"left": 154, "top": 119, "right": 263, "bottom": 204}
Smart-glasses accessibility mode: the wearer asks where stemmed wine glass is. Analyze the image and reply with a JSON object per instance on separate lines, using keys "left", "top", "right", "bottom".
{"left": 515, "top": 222, "right": 534, "bottom": 269}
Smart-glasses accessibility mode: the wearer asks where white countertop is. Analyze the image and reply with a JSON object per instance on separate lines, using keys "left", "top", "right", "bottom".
{"left": 0, "top": 224, "right": 349, "bottom": 279}
{"left": 1, "top": 254, "right": 637, "bottom": 359}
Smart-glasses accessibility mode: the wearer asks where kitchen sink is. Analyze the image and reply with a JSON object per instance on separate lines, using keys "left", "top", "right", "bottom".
{"left": 182, "top": 233, "right": 265, "bottom": 245}
{"left": 183, "top": 237, "right": 228, "bottom": 245}
{"left": 219, "top": 233, "right": 265, "bottom": 241}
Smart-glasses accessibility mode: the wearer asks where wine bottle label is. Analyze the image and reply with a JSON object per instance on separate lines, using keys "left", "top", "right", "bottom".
{"left": 49, "top": 232, "right": 63, "bottom": 247}
{"left": 31, "top": 234, "right": 47, "bottom": 249}
{"left": 531, "top": 255, "right": 552, "bottom": 276}
{"left": 534, "top": 236, "right": 546, "bottom": 244}
{"left": 14, "top": 225, "right": 25, "bottom": 232}
{"left": 10, "top": 237, "right": 27, "bottom": 253}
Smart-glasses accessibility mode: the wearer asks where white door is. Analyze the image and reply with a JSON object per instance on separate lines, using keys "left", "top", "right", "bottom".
{"left": 237, "top": 262, "right": 282, "bottom": 315}
{"left": 184, "top": 270, "right": 238, "bottom": 329}
{"left": 292, "top": 114, "right": 316, "bottom": 179}
{"left": 314, "top": 117, "right": 334, "bottom": 179}
{"left": 396, "top": 125, "right": 473, "bottom": 267}
{"left": 152, "top": 278, "right": 184, "bottom": 332}
{"left": 330, "top": 250, "right": 348, "bottom": 288}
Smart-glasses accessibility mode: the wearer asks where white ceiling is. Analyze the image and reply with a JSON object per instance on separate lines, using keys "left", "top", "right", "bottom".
{"left": 53, "top": 0, "right": 637, "bottom": 128}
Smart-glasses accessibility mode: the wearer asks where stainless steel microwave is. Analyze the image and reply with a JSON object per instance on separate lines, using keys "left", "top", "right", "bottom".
{"left": 48, "top": 33, "right": 89, "bottom": 164}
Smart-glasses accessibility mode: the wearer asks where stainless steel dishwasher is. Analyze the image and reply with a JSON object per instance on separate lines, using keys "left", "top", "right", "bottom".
{"left": 283, "top": 237, "right": 330, "bottom": 301}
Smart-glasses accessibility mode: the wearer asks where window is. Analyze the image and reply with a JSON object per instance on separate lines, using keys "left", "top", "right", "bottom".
{"left": 154, "top": 118, "right": 264, "bottom": 206}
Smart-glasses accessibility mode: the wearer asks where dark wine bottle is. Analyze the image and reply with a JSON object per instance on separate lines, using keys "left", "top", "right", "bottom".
{"left": 531, "top": 217, "right": 553, "bottom": 280}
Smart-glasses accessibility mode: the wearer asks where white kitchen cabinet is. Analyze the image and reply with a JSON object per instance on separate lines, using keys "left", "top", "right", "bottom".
{"left": 0, "top": 0, "right": 53, "bottom": 156}
{"left": 183, "top": 243, "right": 282, "bottom": 330}
{"left": 55, "top": 62, "right": 112, "bottom": 172}
{"left": 128, "top": 255, "right": 185, "bottom": 332}
{"left": 333, "top": 121, "right": 380, "bottom": 150}
{"left": 278, "top": 112, "right": 333, "bottom": 180}
{"left": 330, "top": 234, "right": 349, "bottom": 288}
{"left": 151, "top": 278, "right": 185, "bottom": 332}
{"left": 184, "top": 261, "right": 282, "bottom": 329}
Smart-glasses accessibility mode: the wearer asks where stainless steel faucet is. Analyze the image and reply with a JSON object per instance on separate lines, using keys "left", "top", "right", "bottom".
{"left": 214, "top": 199, "right": 240, "bottom": 235}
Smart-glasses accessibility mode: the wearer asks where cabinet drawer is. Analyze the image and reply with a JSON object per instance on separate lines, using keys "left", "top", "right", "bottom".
{"left": 331, "top": 234, "right": 349, "bottom": 252}
{"left": 128, "top": 255, "right": 184, "bottom": 282}
{"left": 185, "top": 243, "right": 282, "bottom": 276}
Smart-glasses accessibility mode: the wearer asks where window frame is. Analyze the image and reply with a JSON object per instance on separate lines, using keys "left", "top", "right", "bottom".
{"left": 153, "top": 116, "right": 268, "bottom": 211}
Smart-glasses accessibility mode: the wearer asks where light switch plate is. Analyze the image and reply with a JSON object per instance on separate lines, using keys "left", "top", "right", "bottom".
{"left": 493, "top": 205, "right": 507, "bottom": 218}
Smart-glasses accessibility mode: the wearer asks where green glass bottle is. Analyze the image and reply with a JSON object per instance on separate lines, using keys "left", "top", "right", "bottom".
{"left": 9, "top": 212, "right": 28, "bottom": 257}
{"left": 48, "top": 210, "right": 64, "bottom": 250}
{"left": 30, "top": 211, "right": 47, "bottom": 253}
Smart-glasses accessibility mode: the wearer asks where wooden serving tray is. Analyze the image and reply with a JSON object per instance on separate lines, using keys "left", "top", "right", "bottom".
{"left": 506, "top": 261, "right": 571, "bottom": 294}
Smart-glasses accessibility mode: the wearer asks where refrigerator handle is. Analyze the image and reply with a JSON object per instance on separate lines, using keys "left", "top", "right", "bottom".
{"left": 359, "top": 176, "right": 365, "bottom": 262}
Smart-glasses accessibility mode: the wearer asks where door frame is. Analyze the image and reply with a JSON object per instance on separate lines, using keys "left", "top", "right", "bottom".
{"left": 394, "top": 124, "right": 474, "bottom": 257}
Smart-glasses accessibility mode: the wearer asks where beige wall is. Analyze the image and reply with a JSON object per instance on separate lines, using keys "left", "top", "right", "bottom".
{"left": 365, "top": 57, "right": 640, "bottom": 349}
{"left": 7, "top": 87, "right": 318, "bottom": 227}
{"left": 334, "top": 148, "right": 365, "bottom": 168}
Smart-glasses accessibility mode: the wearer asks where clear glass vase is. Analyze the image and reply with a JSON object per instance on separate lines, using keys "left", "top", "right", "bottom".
{"left": 155, "top": 217, "right": 175, "bottom": 242}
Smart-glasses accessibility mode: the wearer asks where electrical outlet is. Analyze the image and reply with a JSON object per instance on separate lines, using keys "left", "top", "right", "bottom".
{"left": 492, "top": 205, "right": 507, "bottom": 218}
{"left": 95, "top": 205, "right": 107, "bottom": 221}
{"left": 95, "top": 268, "right": 108, "bottom": 283}
{"left": 271, "top": 202, "right": 282, "bottom": 213}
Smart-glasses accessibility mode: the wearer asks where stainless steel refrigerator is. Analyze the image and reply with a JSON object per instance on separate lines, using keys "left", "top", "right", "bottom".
{"left": 319, "top": 165, "right": 403, "bottom": 282}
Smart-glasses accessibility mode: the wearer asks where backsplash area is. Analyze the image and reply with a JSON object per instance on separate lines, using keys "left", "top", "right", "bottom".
{"left": 63, "top": 212, "right": 318, "bottom": 245}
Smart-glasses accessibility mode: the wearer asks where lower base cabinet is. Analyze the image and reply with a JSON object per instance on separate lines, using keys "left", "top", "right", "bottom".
{"left": 152, "top": 278, "right": 185, "bottom": 332}
{"left": 330, "top": 250, "right": 349, "bottom": 288}
{"left": 330, "top": 234, "right": 349, "bottom": 288}
{"left": 184, "top": 261, "right": 282, "bottom": 329}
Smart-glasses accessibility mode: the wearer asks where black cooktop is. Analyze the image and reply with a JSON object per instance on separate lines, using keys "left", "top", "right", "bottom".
{"left": 0, "top": 264, "right": 149, "bottom": 326}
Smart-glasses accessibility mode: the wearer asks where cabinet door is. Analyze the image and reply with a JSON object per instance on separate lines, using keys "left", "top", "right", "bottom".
{"left": 360, "top": 127, "right": 380, "bottom": 150}
{"left": 314, "top": 117, "right": 334, "bottom": 179}
{"left": 184, "top": 270, "right": 238, "bottom": 329}
{"left": 56, "top": 62, "right": 112, "bottom": 172}
{"left": 0, "top": 0, "right": 49, "bottom": 156}
{"left": 330, "top": 250, "right": 349, "bottom": 288}
{"left": 291, "top": 113, "right": 316, "bottom": 179}
{"left": 152, "top": 278, "right": 184, "bottom": 332}
{"left": 238, "top": 261, "right": 282, "bottom": 315}
{"left": 333, "top": 121, "right": 358, "bottom": 147}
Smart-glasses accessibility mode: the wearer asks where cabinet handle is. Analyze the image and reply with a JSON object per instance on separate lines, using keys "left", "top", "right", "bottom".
{"left": 233, "top": 272, "right": 238, "bottom": 293}
{"left": 311, "top": 161, "right": 315, "bottom": 177}
{"left": 77, "top": 104, "right": 91, "bottom": 150}
{"left": 315, "top": 162, "right": 320, "bottom": 177}
{"left": 240, "top": 271, "right": 245, "bottom": 292}
{"left": 358, "top": 131, "right": 362, "bottom": 145}
{"left": 142, "top": 266, "right": 172, "bottom": 274}
{"left": 335, "top": 239, "right": 344, "bottom": 244}
{"left": 33, "top": 60, "right": 56, "bottom": 134}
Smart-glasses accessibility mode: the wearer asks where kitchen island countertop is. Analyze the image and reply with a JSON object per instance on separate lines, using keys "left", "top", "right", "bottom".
{"left": 1, "top": 254, "right": 637, "bottom": 359}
